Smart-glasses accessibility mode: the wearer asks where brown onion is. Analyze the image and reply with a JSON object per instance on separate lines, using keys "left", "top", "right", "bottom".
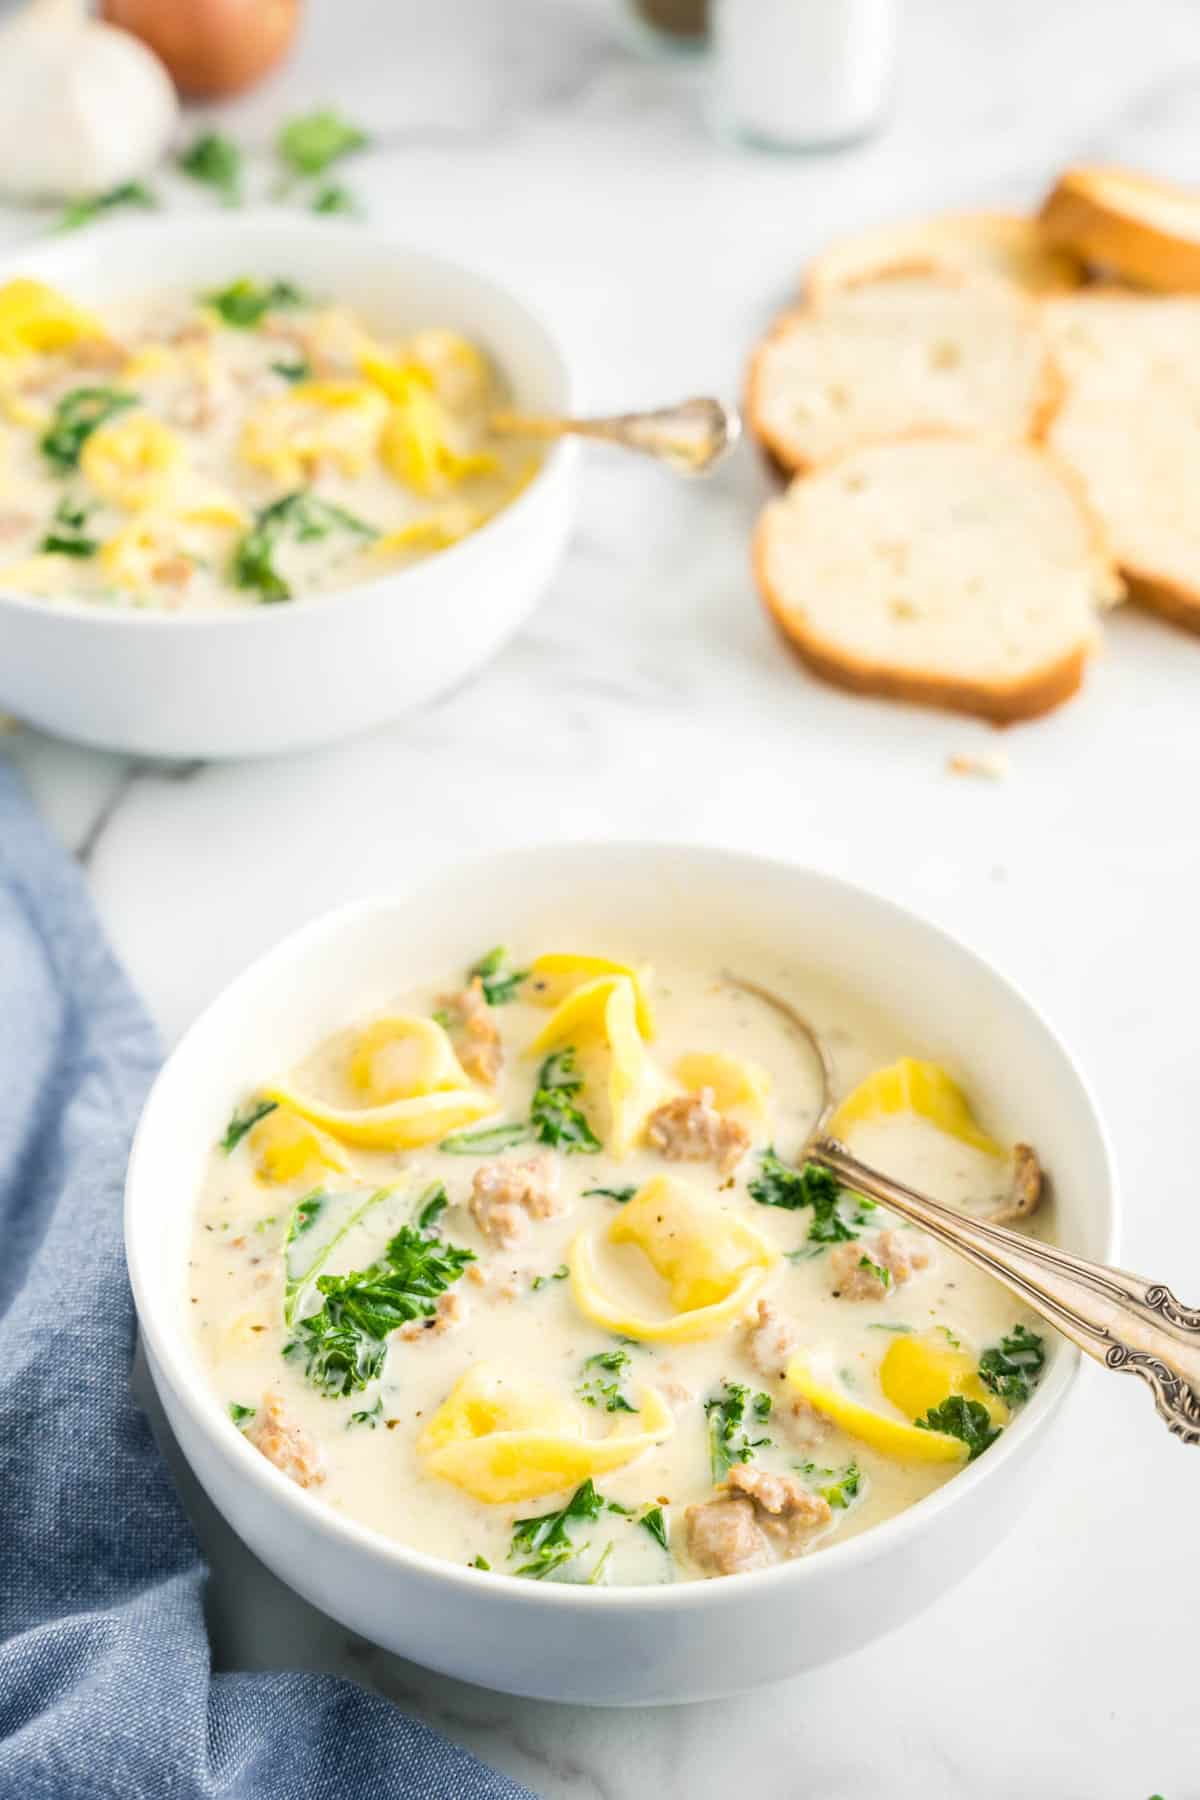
{"left": 100, "top": 0, "right": 300, "bottom": 99}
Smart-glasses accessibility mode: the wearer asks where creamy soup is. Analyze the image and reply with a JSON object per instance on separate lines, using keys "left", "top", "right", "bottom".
{"left": 0, "top": 277, "right": 537, "bottom": 611}
{"left": 189, "top": 948, "right": 1051, "bottom": 1586}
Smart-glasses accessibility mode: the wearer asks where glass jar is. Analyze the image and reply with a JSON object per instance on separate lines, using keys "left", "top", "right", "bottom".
{"left": 713, "top": 0, "right": 899, "bottom": 150}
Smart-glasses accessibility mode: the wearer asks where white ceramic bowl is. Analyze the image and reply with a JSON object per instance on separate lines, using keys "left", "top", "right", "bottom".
{"left": 0, "top": 215, "right": 574, "bottom": 759}
{"left": 125, "top": 845, "right": 1118, "bottom": 1705}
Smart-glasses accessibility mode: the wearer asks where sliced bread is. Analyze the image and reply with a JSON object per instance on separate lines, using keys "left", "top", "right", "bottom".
{"left": 806, "top": 209, "right": 1082, "bottom": 301}
{"left": 747, "top": 272, "right": 1058, "bottom": 476}
{"left": 1044, "top": 292, "right": 1200, "bottom": 629}
{"left": 1040, "top": 167, "right": 1200, "bottom": 292}
{"left": 753, "top": 439, "right": 1122, "bottom": 722}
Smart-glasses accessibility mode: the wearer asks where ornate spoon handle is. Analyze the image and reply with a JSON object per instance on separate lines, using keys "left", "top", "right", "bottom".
{"left": 488, "top": 396, "right": 740, "bottom": 474}
{"left": 812, "top": 1136, "right": 1200, "bottom": 1444}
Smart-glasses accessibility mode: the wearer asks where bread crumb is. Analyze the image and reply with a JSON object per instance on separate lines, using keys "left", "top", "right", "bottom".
{"left": 947, "top": 750, "right": 1010, "bottom": 780}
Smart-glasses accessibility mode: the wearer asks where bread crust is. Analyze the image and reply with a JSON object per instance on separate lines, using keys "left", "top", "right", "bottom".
{"left": 1122, "top": 569, "right": 1200, "bottom": 634}
{"left": 1039, "top": 167, "right": 1200, "bottom": 293}
{"left": 806, "top": 208, "right": 1083, "bottom": 302}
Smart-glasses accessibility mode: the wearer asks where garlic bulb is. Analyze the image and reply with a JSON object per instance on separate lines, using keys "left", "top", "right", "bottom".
{"left": 0, "top": 0, "right": 178, "bottom": 201}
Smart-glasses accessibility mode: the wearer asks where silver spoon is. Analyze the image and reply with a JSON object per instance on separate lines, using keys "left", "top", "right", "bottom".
{"left": 488, "top": 396, "right": 740, "bottom": 475}
{"left": 725, "top": 972, "right": 1200, "bottom": 1444}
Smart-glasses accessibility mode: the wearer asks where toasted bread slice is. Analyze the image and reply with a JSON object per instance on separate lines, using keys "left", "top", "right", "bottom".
{"left": 807, "top": 209, "right": 1082, "bottom": 300}
{"left": 1044, "top": 291, "right": 1200, "bottom": 629}
{"left": 1039, "top": 167, "right": 1200, "bottom": 292}
{"left": 747, "top": 272, "right": 1058, "bottom": 476}
{"left": 753, "top": 440, "right": 1121, "bottom": 723}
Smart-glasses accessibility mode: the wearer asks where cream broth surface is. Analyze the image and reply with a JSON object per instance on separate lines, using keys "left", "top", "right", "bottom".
{"left": 189, "top": 949, "right": 1050, "bottom": 1586}
{"left": 0, "top": 279, "right": 537, "bottom": 611}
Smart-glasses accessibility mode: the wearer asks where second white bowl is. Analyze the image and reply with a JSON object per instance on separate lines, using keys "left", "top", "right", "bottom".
{"left": 0, "top": 216, "right": 574, "bottom": 759}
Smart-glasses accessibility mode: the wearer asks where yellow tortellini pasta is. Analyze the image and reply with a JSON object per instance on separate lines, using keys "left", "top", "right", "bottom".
{"left": 369, "top": 504, "right": 487, "bottom": 558}
{"left": 265, "top": 1083, "right": 496, "bottom": 1151}
{"left": 98, "top": 517, "right": 186, "bottom": 593}
{"left": 417, "top": 1363, "right": 674, "bottom": 1503}
{"left": 248, "top": 1105, "right": 348, "bottom": 1185}
{"left": 675, "top": 1051, "right": 771, "bottom": 1117}
{"left": 405, "top": 329, "right": 491, "bottom": 412}
{"left": 526, "top": 973, "right": 664, "bottom": 1157}
{"left": 829, "top": 1057, "right": 1004, "bottom": 1156}
{"left": 786, "top": 1349, "right": 970, "bottom": 1465}
{"left": 878, "top": 1332, "right": 1008, "bottom": 1429}
{"left": 377, "top": 380, "right": 497, "bottom": 496}
{"left": 239, "top": 380, "right": 388, "bottom": 484}
{"left": 570, "top": 1174, "right": 778, "bottom": 1343}
{"left": 0, "top": 279, "right": 105, "bottom": 360}
{"left": 527, "top": 953, "right": 656, "bottom": 1038}
{"left": 265, "top": 1013, "right": 489, "bottom": 1149}
{"left": 347, "top": 1015, "right": 468, "bottom": 1105}
{"left": 81, "top": 414, "right": 185, "bottom": 510}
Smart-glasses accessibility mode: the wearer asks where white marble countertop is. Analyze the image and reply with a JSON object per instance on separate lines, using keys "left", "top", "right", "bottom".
{"left": 6, "top": 0, "right": 1200, "bottom": 1791}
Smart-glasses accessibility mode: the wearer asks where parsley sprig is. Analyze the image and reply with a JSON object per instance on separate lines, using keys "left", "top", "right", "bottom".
{"left": 278, "top": 110, "right": 370, "bottom": 177}
{"left": 289, "top": 1223, "right": 474, "bottom": 1397}
{"left": 749, "top": 1149, "right": 875, "bottom": 1245}
{"left": 58, "top": 182, "right": 156, "bottom": 233}
{"left": 178, "top": 132, "right": 243, "bottom": 205}
{"left": 704, "top": 1380, "right": 773, "bottom": 1482}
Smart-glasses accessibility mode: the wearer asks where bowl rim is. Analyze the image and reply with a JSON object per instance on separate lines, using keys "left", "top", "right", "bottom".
{"left": 0, "top": 212, "right": 572, "bottom": 631}
{"left": 125, "top": 841, "right": 1121, "bottom": 1613}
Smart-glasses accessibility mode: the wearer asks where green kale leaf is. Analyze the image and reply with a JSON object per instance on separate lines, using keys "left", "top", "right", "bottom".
{"left": 704, "top": 1379, "right": 773, "bottom": 1483}
{"left": 578, "top": 1348, "right": 636, "bottom": 1414}
{"left": 40, "top": 387, "right": 138, "bottom": 472}
{"left": 290, "top": 1222, "right": 474, "bottom": 1397}
{"left": 917, "top": 1396, "right": 1000, "bottom": 1461}
{"left": 509, "top": 1478, "right": 606, "bottom": 1579}
{"left": 749, "top": 1148, "right": 875, "bottom": 1245}
{"left": 468, "top": 945, "right": 528, "bottom": 1006}
{"left": 204, "top": 278, "right": 305, "bottom": 330}
{"left": 531, "top": 1048, "right": 601, "bottom": 1153}
{"left": 230, "top": 490, "right": 377, "bottom": 602}
{"left": 220, "top": 1096, "right": 278, "bottom": 1153}
{"left": 639, "top": 1504, "right": 669, "bottom": 1550}
{"left": 978, "top": 1324, "right": 1046, "bottom": 1405}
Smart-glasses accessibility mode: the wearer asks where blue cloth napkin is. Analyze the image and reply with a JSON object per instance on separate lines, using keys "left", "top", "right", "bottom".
{"left": 0, "top": 761, "right": 534, "bottom": 1800}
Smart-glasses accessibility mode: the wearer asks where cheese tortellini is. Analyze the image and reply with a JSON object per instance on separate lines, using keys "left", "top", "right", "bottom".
{"left": 417, "top": 1364, "right": 674, "bottom": 1503}
{"left": 266, "top": 1013, "right": 496, "bottom": 1149}
{"left": 570, "top": 1175, "right": 778, "bottom": 1342}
